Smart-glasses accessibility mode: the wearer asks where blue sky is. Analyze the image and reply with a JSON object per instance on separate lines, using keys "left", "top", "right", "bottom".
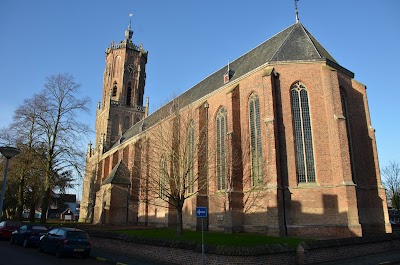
{"left": 1, "top": 1, "right": 399, "bottom": 198}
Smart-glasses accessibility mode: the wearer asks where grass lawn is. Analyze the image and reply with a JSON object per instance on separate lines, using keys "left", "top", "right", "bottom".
{"left": 114, "top": 228, "right": 310, "bottom": 249}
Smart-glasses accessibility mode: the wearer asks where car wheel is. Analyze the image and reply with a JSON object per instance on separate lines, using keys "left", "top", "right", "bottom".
{"left": 23, "top": 239, "right": 29, "bottom": 248}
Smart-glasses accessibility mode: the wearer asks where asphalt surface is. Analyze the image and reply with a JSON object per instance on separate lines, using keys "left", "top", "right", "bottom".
{"left": 90, "top": 248, "right": 171, "bottom": 265}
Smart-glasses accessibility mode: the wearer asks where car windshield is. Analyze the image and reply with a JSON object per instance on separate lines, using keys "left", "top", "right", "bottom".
{"left": 66, "top": 231, "right": 88, "bottom": 239}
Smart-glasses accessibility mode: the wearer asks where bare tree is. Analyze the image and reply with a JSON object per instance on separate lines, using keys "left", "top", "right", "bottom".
{"left": 34, "top": 73, "right": 91, "bottom": 223}
{"left": 137, "top": 98, "right": 208, "bottom": 236}
{"left": 0, "top": 99, "right": 46, "bottom": 220}
{"left": 382, "top": 161, "right": 400, "bottom": 211}
{"left": 9, "top": 96, "right": 45, "bottom": 220}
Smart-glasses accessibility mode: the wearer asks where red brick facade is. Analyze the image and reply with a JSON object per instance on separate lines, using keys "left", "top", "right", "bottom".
{"left": 79, "top": 21, "right": 391, "bottom": 238}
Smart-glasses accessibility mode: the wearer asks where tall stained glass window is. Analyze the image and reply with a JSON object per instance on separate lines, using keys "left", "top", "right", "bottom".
{"left": 187, "top": 120, "right": 195, "bottom": 193}
{"left": 216, "top": 107, "right": 227, "bottom": 190}
{"left": 249, "top": 94, "right": 263, "bottom": 186}
{"left": 291, "top": 82, "right": 316, "bottom": 183}
{"left": 160, "top": 155, "right": 167, "bottom": 199}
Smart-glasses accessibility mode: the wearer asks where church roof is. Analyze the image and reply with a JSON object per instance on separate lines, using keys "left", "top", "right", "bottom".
{"left": 115, "top": 22, "right": 347, "bottom": 148}
{"left": 102, "top": 160, "right": 130, "bottom": 185}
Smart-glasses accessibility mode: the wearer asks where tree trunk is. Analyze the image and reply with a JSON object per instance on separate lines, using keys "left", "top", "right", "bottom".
{"left": 40, "top": 187, "right": 50, "bottom": 224}
{"left": 176, "top": 204, "right": 183, "bottom": 237}
{"left": 16, "top": 175, "right": 25, "bottom": 220}
{"left": 29, "top": 203, "right": 36, "bottom": 222}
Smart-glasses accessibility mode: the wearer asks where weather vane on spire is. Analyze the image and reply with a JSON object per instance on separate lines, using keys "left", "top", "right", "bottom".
{"left": 125, "top": 13, "right": 134, "bottom": 40}
{"left": 294, "top": 0, "right": 300, "bottom": 23}
{"left": 128, "top": 13, "right": 133, "bottom": 29}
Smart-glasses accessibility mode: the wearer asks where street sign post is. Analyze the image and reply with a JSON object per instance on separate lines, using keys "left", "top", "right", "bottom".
{"left": 196, "top": 207, "right": 207, "bottom": 265}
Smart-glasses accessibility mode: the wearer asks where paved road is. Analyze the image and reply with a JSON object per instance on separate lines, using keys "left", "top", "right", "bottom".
{"left": 0, "top": 240, "right": 169, "bottom": 265}
{"left": 0, "top": 240, "right": 101, "bottom": 265}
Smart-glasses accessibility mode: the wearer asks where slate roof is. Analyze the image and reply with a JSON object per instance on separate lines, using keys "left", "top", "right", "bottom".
{"left": 112, "top": 22, "right": 343, "bottom": 149}
{"left": 102, "top": 160, "right": 131, "bottom": 185}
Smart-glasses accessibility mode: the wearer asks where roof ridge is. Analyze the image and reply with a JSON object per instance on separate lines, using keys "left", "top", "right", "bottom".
{"left": 298, "top": 23, "right": 323, "bottom": 59}
{"left": 270, "top": 23, "right": 298, "bottom": 61}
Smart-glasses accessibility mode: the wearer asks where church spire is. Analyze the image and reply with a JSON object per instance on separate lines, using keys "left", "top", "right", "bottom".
{"left": 294, "top": 0, "right": 300, "bottom": 23}
{"left": 125, "top": 13, "right": 133, "bottom": 41}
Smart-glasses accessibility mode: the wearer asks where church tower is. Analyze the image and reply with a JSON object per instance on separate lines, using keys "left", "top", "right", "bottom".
{"left": 95, "top": 17, "right": 148, "bottom": 152}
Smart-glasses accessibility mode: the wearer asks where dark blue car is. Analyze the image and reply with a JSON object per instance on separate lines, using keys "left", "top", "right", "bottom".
{"left": 10, "top": 224, "right": 48, "bottom": 247}
{"left": 39, "top": 227, "right": 91, "bottom": 258}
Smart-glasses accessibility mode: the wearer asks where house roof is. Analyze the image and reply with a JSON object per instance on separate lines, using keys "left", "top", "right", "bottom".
{"left": 102, "top": 160, "right": 131, "bottom": 185}
{"left": 60, "top": 194, "right": 76, "bottom": 203}
{"left": 113, "top": 22, "right": 350, "bottom": 149}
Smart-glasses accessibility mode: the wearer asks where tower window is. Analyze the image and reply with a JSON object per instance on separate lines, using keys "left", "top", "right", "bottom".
{"left": 112, "top": 82, "right": 117, "bottom": 97}
{"left": 114, "top": 56, "right": 121, "bottom": 76}
{"left": 249, "top": 93, "right": 263, "bottom": 186}
{"left": 216, "top": 107, "right": 227, "bottom": 191}
{"left": 291, "top": 82, "right": 316, "bottom": 183}
{"left": 126, "top": 83, "right": 132, "bottom": 105}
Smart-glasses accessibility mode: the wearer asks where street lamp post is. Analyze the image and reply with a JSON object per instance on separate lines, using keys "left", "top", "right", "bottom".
{"left": 0, "top": 146, "right": 20, "bottom": 219}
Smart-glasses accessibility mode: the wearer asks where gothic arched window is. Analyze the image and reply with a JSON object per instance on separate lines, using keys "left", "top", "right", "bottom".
{"left": 291, "top": 82, "right": 316, "bottom": 183}
{"left": 216, "top": 107, "right": 227, "bottom": 191}
{"left": 249, "top": 93, "right": 263, "bottom": 186}
{"left": 340, "top": 88, "right": 356, "bottom": 183}
{"left": 187, "top": 120, "right": 195, "bottom": 193}
{"left": 159, "top": 155, "right": 167, "bottom": 199}
{"left": 126, "top": 83, "right": 132, "bottom": 106}
{"left": 112, "top": 82, "right": 117, "bottom": 97}
{"left": 114, "top": 56, "right": 121, "bottom": 76}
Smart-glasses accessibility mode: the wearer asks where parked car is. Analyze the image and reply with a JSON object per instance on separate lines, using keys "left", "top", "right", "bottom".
{"left": 10, "top": 224, "right": 48, "bottom": 247}
{"left": 0, "top": 221, "right": 22, "bottom": 240}
{"left": 39, "top": 227, "right": 91, "bottom": 258}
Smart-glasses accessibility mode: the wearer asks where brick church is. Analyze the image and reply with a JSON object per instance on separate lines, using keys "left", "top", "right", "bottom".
{"left": 79, "top": 14, "right": 392, "bottom": 237}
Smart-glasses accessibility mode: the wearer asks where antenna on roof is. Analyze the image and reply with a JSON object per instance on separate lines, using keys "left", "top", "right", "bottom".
{"left": 294, "top": 0, "right": 300, "bottom": 23}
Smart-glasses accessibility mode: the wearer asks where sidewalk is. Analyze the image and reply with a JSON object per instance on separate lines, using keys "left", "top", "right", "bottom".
{"left": 317, "top": 250, "right": 400, "bottom": 265}
{"left": 91, "top": 248, "right": 170, "bottom": 265}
